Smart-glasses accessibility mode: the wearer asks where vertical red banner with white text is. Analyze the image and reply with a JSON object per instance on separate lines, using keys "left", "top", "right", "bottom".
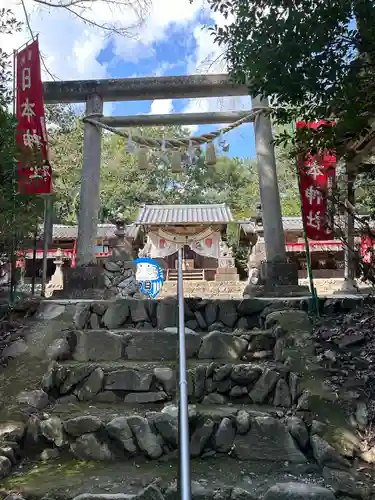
{"left": 16, "top": 39, "right": 52, "bottom": 195}
{"left": 296, "top": 121, "right": 336, "bottom": 240}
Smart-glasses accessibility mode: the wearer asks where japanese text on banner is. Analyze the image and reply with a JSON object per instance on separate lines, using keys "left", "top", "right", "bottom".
{"left": 16, "top": 39, "right": 52, "bottom": 195}
{"left": 296, "top": 121, "right": 336, "bottom": 241}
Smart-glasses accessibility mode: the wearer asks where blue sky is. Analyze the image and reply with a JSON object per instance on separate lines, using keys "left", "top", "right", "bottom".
{"left": 96, "top": 23, "right": 256, "bottom": 160}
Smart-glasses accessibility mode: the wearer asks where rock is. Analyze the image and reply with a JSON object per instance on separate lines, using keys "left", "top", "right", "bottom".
{"left": 164, "top": 326, "right": 197, "bottom": 335}
{"left": 127, "top": 416, "right": 163, "bottom": 459}
{"left": 231, "top": 488, "right": 257, "bottom": 500}
{"left": 124, "top": 392, "right": 167, "bottom": 403}
{"left": 208, "top": 321, "right": 225, "bottom": 332}
{"left": 76, "top": 368, "right": 104, "bottom": 401}
{"left": 91, "top": 302, "right": 107, "bottom": 316}
{"left": 104, "top": 261, "right": 121, "bottom": 272}
{"left": 361, "top": 445, "right": 375, "bottom": 463}
{"left": 150, "top": 413, "right": 178, "bottom": 448}
{"left": 334, "top": 332, "right": 366, "bottom": 348}
{"left": 287, "top": 417, "right": 309, "bottom": 450}
{"left": 40, "top": 448, "right": 60, "bottom": 461}
{"left": 154, "top": 367, "right": 176, "bottom": 393}
{"left": 165, "top": 480, "right": 215, "bottom": 500}
{"left": 0, "top": 422, "right": 25, "bottom": 442}
{"left": 105, "top": 369, "right": 152, "bottom": 392}
{"left": 273, "top": 379, "right": 292, "bottom": 407}
{"left": 92, "top": 391, "right": 122, "bottom": 403}
{"left": 273, "top": 338, "right": 286, "bottom": 363}
{"left": 236, "top": 410, "right": 250, "bottom": 434}
{"left": 89, "top": 313, "right": 100, "bottom": 329}
{"left": 296, "top": 391, "right": 311, "bottom": 410}
{"left": 129, "top": 300, "right": 150, "bottom": 323}
{"left": 231, "top": 365, "right": 262, "bottom": 385}
{"left": 205, "top": 302, "right": 217, "bottom": 325}
{"left": 248, "top": 330, "right": 276, "bottom": 352}
{"left": 249, "top": 368, "right": 279, "bottom": 403}
{"left": 186, "top": 319, "right": 199, "bottom": 331}
{"left": 102, "top": 301, "right": 130, "bottom": 328}
{"left": 0, "top": 444, "right": 16, "bottom": 464}
{"left": 156, "top": 299, "right": 178, "bottom": 329}
{"left": 234, "top": 416, "right": 307, "bottom": 463}
{"left": 322, "top": 467, "right": 363, "bottom": 498}
{"left": 70, "top": 433, "right": 114, "bottom": 461}
{"left": 198, "top": 332, "right": 247, "bottom": 360}
{"left": 235, "top": 317, "right": 249, "bottom": 330}
{"left": 213, "top": 364, "right": 233, "bottom": 381}
{"left": 218, "top": 301, "right": 238, "bottom": 327}
{"left": 0, "top": 456, "right": 12, "bottom": 478}
{"left": 229, "top": 385, "right": 248, "bottom": 398}
{"left": 310, "top": 435, "right": 350, "bottom": 469}
{"left": 190, "top": 419, "right": 215, "bottom": 457}
{"left": 202, "top": 393, "right": 227, "bottom": 405}
{"left": 264, "top": 310, "right": 311, "bottom": 332}
{"left": 355, "top": 401, "right": 368, "bottom": 429}
{"left": 214, "top": 417, "right": 235, "bottom": 453}
{"left": 40, "top": 417, "right": 64, "bottom": 447}
{"left": 310, "top": 420, "right": 327, "bottom": 436}
{"left": 194, "top": 365, "right": 207, "bottom": 399}
{"left": 195, "top": 310, "right": 207, "bottom": 329}
{"left": 64, "top": 416, "right": 102, "bottom": 437}
{"left": 118, "top": 276, "right": 138, "bottom": 295}
{"left": 59, "top": 365, "right": 95, "bottom": 394}
{"left": 136, "top": 484, "right": 165, "bottom": 500}
{"left": 264, "top": 482, "right": 335, "bottom": 499}
{"left": 126, "top": 329, "right": 201, "bottom": 360}
{"left": 46, "top": 338, "right": 71, "bottom": 361}
{"left": 73, "top": 330, "right": 123, "bottom": 361}
{"left": 106, "top": 417, "right": 137, "bottom": 454}
{"left": 289, "top": 372, "right": 302, "bottom": 403}
{"left": 74, "top": 303, "right": 91, "bottom": 329}
{"left": 2, "top": 339, "right": 28, "bottom": 359}
{"left": 16, "top": 390, "right": 49, "bottom": 410}
{"left": 238, "top": 298, "right": 268, "bottom": 316}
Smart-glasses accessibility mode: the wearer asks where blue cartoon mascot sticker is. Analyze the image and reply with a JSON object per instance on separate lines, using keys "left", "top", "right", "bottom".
{"left": 134, "top": 257, "right": 164, "bottom": 299}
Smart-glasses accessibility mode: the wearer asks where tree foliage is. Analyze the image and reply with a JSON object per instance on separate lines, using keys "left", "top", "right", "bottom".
{"left": 207, "top": 0, "right": 375, "bottom": 155}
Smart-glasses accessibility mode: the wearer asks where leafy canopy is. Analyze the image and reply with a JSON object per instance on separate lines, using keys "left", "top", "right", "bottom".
{"left": 208, "top": 0, "right": 375, "bottom": 153}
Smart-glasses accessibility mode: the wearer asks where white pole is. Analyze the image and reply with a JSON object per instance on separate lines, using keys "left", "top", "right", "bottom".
{"left": 177, "top": 247, "right": 191, "bottom": 500}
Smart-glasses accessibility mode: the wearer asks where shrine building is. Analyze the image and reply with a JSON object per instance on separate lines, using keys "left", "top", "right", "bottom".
{"left": 135, "top": 203, "right": 239, "bottom": 282}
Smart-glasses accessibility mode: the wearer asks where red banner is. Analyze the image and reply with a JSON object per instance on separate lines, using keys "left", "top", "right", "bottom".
{"left": 296, "top": 121, "right": 336, "bottom": 240}
{"left": 16, "top": 39, "right": 52, "bottom": 195}
{"left": 361, "top": 235, "right": 373, "bottom": 264}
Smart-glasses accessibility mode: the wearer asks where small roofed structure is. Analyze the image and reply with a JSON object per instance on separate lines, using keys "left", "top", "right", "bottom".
{"left": 239, "top": 216, "right": 372, "bottom": 279}
{"left": 135, "top": 203, "right": 239, "bottom": 281}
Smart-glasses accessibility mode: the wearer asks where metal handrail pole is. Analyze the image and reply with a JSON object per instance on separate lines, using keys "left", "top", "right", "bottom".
{"left": 177, "top": 247, "right": 191, "bottom": 500}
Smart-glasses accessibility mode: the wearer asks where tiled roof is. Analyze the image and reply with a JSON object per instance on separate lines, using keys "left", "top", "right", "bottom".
{"left": 43, "top": 224, "right": 140, "bottom": 241}
{"left": 135, "top": 203, "right": 233, "bottom": 225}
{"left": 240, "top": 215, "right": 375, "bottom": 234}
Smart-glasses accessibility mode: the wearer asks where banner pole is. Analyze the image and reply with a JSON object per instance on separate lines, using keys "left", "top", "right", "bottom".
{"left": 292, "top": 123, "right": 319, "bottom": 315}
{"left": 10, "top": 50, "right": 17, "bottom": 304}
{"left": 41, "top": 196, "right": 52, "bottom": 297}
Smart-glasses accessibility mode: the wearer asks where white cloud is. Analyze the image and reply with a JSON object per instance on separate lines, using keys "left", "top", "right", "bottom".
{"left": 150, "top": 99, "right": 174, "bottom": 114}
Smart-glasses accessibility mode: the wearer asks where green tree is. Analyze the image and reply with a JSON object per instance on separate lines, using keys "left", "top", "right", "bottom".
{"left": 207, "top": 0, "right": 375, "bottom": 154}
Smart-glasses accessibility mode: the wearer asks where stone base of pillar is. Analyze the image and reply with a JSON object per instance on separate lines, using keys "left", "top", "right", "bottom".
{"left": 52, "top": 265, "right": 108, "bottom": 299}
{"left": 244, "top": 260, "right": 310, "bottom": 297}
{"left": 335, "top": 279, "right": 360, "bottom": 295}
{"left": 215, "top": 267, "right": 239, "bottom": 282}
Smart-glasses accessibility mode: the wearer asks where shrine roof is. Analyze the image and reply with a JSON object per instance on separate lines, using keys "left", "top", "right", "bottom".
{"left": 135, "top": 203, "right": 233, "bottom": 225}
{"left": 240, "top": 215, "right": 375, "bottom": 234}
{"left": 44, "top": 224, "right": 140, "bottom": 240}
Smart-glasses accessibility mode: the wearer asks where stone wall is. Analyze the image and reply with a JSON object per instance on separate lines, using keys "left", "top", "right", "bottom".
{"left": 43, "top": 359, "right": 300, "bottom": 406}
{"left": 0, "top": 407, "right": 369, "bottom": 498}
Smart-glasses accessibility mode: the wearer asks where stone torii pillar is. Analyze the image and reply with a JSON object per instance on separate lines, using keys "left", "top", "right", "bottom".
{"left": 244, "top": 96, "right": 307, "bottom": 296}
{"left": 58, "top": 93, "right": 105, "bottom": 298}
{"left": 76, "top": 93, "right": 103, "bottom": 265}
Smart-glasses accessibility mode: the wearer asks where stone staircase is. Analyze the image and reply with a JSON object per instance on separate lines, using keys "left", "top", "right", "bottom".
{"left": 0, "top": 297, "right": 373, "bottom": 499}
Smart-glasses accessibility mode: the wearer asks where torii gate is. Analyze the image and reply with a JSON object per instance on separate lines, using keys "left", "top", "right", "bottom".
{"left": 43, "top": 74, "right": 299, "bottom": 295}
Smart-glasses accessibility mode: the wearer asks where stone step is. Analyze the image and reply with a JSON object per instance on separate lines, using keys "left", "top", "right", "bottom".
{"left": 2, "top": 454, "right": 331, "bottom": 500}
{"left": 54, "top": 327, "right": 280, "bottom": 363}
{"left": 43, "top": 359, "right": 295, "bottom": 408}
